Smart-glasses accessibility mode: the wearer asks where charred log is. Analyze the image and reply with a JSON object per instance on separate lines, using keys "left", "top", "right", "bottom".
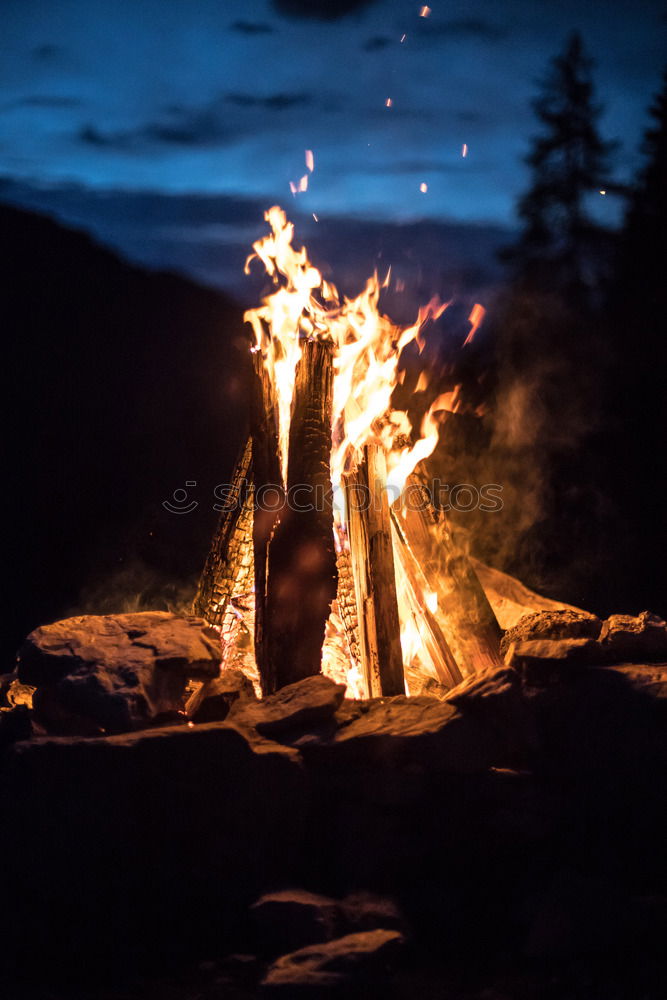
{"left": 192, "top": 437, "right": 253, "bottom": 626}
{"left": 250, "top": 351, "right": 283, "bottom": 695}
{"left": 264, "top": 340, "right": 338, "bottom": 692}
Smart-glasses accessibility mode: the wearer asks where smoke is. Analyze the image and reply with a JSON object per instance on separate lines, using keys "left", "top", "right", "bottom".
{"left": 425, "top": 287, "right": 613, "bottom": 607}
{"left": 72, "top": 560, "right": 198, "bottom": 619}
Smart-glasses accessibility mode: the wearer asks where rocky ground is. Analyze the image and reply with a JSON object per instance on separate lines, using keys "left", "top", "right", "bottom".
{"left": 1, "top": 609, "right": 666, "bottom": 997}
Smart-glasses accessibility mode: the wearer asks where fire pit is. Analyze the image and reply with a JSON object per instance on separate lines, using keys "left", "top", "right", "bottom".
{"left": 194, "top": 207, "right": 501, "bottom": 701}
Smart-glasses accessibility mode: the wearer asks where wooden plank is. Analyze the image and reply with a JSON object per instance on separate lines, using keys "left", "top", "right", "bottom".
{"left": 343, "top": 443, "right": 405, "bottom": 697}
{"left": 390, "top": 511, "right": 462, "bottom": 688}
{"left": 395, "top": 473, "right": 502, "bottom": 675}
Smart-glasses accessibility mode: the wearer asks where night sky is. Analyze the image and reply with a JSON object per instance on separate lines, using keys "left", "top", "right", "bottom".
{"left": 2, "top": 0, "right": 665, "bottom": 291}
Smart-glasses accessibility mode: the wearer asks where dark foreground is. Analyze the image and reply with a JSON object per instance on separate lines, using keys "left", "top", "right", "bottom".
{"left": 1, "top": 609, "right": 666, "bottom": 997}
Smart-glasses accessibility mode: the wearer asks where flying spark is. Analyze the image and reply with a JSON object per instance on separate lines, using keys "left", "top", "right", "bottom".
{"left": 305, "top": 149, "right": 314, "bottom": 172}
{"left": 385, "top": 97, "right": 393, "bottom": 108}
{"left": 400, "top": 33, "right": 407, "bottom": 42}
{"left": 462, "top": 143, "right": 468, "bottom": 157}
{"left": 420, "top": 5, "right": 431, "bottom": 16}
{"left": 420, "top": 182, "right": 428, "bottom": 193}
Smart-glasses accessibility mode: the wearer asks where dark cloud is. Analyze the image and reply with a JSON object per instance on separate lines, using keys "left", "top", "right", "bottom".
{"left": 225, "top": 92, "right": 311, "bottom": 110}
{"left": 1, "top": 95, "right": 81, "bottom": 112}
{"left": 272, "top": 0, "right": 377, "bottom": 20}
{"left": 362, "top": 35, "right": 393, "bottom": 52}
{"left": 417, "top": 18, "right": 507, "bottom": 42}
{"left": 31, "top": 43, "right": 63, "bottom": 61}
{"left": 78, "top": 110, "right": 234, "bottom": 150}
{"left": 230, "top": 20, "right": 275, "bottom": 34}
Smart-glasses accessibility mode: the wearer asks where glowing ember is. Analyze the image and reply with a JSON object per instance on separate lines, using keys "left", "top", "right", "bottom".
{"left": 420, "top": 182, "right": 428, "bottom": 193}
{"left": 419, "top": 5, "right": 431, "bottom": 17}
{"left": 385, "top": 97, "right": 393, "bottom": 108}
{"left": 305, "top": 149, "right": 314, "bottom": 172}
{"left": 462, "top": 142, "right": 468, "bottom": 157}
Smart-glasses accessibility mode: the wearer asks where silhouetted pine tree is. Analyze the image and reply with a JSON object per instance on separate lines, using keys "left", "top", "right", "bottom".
{"left": 602, "top": 68, "right": 667, "bottom": 614}
{"left": 485, "top": 34, "right": 619, "bottom": 608}
{"left": 504, "top": 31, "right": 615, "bottom": 306}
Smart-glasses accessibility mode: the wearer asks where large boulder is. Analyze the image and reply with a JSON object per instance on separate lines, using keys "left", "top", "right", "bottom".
{"left": 16, "top": 612, "right": 222, "bottom": 734}
{"left": 260, "top": 929, "right": 405, "bottom": 997}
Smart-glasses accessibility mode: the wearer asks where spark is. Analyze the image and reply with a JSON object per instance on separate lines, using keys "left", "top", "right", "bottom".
{"left": 312, "top": 212, "right": 319, "bottom": 222}
{"left": 419, "top": 5, "right": 431, "bottom": 16}
{"left": 599, "top": 189, "right": 606, "bottom": 195}
{"left": 305, "top": 149, "right": 314, "bottom": 172}
{"left": 290, "top": 174, "right": 309, "bottom": 195}
{"left": 385, "top": 97, "right": 393, "bottom": 108}
{"left": 462, "top": 143, "right": 468, "bottom": 157}
{"left": 400, "top": 33, "right": 407, "bottom": 42}
{"left": 419, "top": 182, "right": 428, "bottom": 193}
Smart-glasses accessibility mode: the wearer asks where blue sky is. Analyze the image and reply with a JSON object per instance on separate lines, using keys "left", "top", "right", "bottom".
{"left": 2, "top": 0, "right": 665, "bottom": 227}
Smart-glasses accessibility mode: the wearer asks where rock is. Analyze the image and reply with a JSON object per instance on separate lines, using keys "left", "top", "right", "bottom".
{"left": 341, "top": 892, "right": 405, "bottom": 934}
{"left": 187, "top": 668, "right": 256, "bottom": 723}
{"left": 500, "top": 609, "right": 602, "bottom": 656}
{"left": 229, "top": 675, "right": 346, "bottom": 739}
{"left": 0, "top": 719, "right": 305, "bottom": 972}
{"left": 251, "top": 889, "right": 342, "bottom": 957}
{"left": 0, "top": 672, "right": 15, "bottom": 707}
{"left": 16, "top": 612, "right": 222, "bottom": 734}
{"left": 316, "top": 695, "right": 502, "bottom": 773}
{"left": 260, "top": 929, "right": 404, "bottom": 997}
{"left": 504, "top": 638, "right": 605, "bottom": 680}
{"left": 0, "top": 706, "right": 32, "bottom": 751}
{"left": 3, "top": 677, "right": 35, "bottom": 709}
{"left": 600, "top": 611, "right": 667, "bottom": 663}
{"left": 446, "top": 664, "right": 537, "bottom": 762}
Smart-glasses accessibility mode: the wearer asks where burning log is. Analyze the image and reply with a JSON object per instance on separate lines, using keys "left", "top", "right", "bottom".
{"left": 343, "top": 443, "right": 404, "bottom": 697}
{"left": 192, "top": 436, "right": 253, "bottom": 626}
{"left": 250, "top": 352, "right": 282, "bottom": 694}
{"left": 263, "top": 339, "right": 338, "bottom": 692}
{"left": 395, "top": 474, "right": 502, "bottom": 675}
{"left": 390, "top": 513, "right": 463, "bottom": 688}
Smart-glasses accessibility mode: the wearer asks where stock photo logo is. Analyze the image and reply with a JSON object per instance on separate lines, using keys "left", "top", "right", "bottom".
{"left": 162, "top": 479, "right": 503, "bottom": 515}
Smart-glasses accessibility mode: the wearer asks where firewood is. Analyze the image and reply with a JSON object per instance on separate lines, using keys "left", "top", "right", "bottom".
{"left": 395, "top": 473, "right": 502, "bottom": 675}
{"left": 264, "top": 340, "right": 338, "bottom": 691}
{"left": 343, "top": 443, "right": 404, "bottom": 697}
{"left": 192, "top": 436, "right": 253, "bottom": 625}
{"left": 250, "top": 351, "right": 283, "bottom": 694}
{"left": 390, "top": 512, "right": 462, "bottom": 688}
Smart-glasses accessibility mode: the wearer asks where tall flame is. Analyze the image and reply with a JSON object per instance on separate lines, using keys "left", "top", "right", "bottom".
{"left": 244, "top": 206, "right": 451, "bottom": 496}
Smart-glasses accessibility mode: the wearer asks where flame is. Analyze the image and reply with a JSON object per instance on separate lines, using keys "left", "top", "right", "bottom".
{"left": 245, "top": 206, "right": 453, "bottom": 495}
{"left": 244, "top": 207, "right": 480, "bottom": 691}
{"left": 463, "top": 303, "right": 485, "bottom": 346}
